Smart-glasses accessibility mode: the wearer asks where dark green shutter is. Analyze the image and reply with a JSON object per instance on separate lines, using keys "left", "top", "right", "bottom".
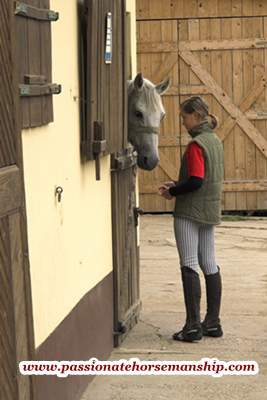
{"left": 79, "top": 0, "right": 127, "bottom": 163}
{"left": 15, "top": 0, "right": 61, "bottom": 128}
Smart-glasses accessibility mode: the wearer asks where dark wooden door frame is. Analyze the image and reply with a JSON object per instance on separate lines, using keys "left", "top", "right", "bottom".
{"left": 0, "top": 2, "right": 36, "bottom": 399}
{"left": 110, "top": 1, "right": 142, "bottom": 347}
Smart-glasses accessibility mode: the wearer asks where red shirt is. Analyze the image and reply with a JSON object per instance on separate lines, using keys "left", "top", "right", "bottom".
{"left": 186, "top": 142, "right": 205, "bottom": 178}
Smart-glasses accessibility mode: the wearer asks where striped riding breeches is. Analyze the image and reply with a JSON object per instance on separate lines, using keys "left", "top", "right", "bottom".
{"left": 173, "top": 217, "right": 219, "bottom": 275}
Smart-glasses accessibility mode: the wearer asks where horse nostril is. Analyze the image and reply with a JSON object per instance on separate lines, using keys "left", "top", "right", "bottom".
{"left": 144, "top": 156, "right": 148, "bottom": 165}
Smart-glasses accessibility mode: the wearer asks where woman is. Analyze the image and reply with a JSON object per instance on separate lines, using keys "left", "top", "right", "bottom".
{"left": 159, "top": 96, "right": 224, "bottom": 342}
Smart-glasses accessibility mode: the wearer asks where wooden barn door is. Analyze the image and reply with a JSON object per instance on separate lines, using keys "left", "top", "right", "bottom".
{"left": 108, "top": 3, "right": 141, "bottom": 347}
{"left": 137, "top": 7, "right": 267, "bottom": 212}
{"left": 0, "top": 1, "right": 35, "bottom": 399}
{"left": 177, "top": 16, "right": 267, "bottom": 212}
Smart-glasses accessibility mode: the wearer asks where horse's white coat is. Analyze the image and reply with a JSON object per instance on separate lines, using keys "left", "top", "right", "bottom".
{"left": 127, "top": 74, "right": 170, "bottom": 170}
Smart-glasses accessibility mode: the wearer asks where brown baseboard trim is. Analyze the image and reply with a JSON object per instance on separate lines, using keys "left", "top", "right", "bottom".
{"left": 34, "top": 271, "right": 114, "bottom": 400}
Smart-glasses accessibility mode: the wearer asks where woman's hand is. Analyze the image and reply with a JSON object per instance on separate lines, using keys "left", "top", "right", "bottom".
{"left": 158, "top": 181, "right": 175, "bottom": 200}
{"left": 161, "top": 189, "right": 173, "bottom": 200}
{"left": 158, "top": 181, "right": 176, "bottom": 191}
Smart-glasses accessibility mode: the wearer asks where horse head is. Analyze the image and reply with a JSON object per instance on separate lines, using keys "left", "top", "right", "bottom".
{"left": 127, "top": 73, "right": 170, "bottom": 170}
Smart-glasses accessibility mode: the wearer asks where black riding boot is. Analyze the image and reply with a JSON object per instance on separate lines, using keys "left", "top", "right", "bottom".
{"left": 202, "top": 266, "right": 223, "bottom": 337}
{"left": 173, "top": 266, "right": 202, "bottom": 342}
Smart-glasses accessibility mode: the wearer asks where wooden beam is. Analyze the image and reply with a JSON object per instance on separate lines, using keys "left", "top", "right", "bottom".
{"left": 137, "top": 42, "right": 177, "bottom": 53}
{"left": 179, "top": 38, "right": 267, "bottom": 51}
{"left": 140, "top": 183, "right": 174, "bottom": 194}
{"left": 159, "top": 137, "right": 179, "bottom": 147}
{"left": 163, "top": 86, "right": 179, "bottom": 96}
{"left": 136, "top": 1, "right": 267, "bottom": 20}
{"left": 179, "top": 84, "right": 211, "bottom": 95}
{"left": 164, "top": 84, "right": 211, "bottom": 96}
{"left": 152, "top": 52, "right": 178, "bottom": 83}
{"left": 158, "top": 151, "right": 178, "bottom": 180}
{"left": 180, "top": 50, "right": 267, "bottom": 158}
{"left": 159, "top": 135, "right": 191, "bottom": 147}
{"left": 138, "top": 39, "right": 267, "bottom": 54}
{"left": 218, "top": 74, "right": 267, "bottom": 140}
{"left": 223, "top": 180, "right": 267, "bottom": 192}
{"left": 245, "top": 110, "right": 267, "bottom": 120}
{"left": 140, "top": 180, "right": 267, "bottom": 194}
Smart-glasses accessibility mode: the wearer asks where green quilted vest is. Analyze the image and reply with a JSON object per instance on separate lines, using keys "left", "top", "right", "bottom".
{"left": 173, "top": 121, "right": 224, "bottom": 225}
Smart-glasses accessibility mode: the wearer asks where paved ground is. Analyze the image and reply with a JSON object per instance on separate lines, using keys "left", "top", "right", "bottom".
{"left": 82, "top": 215, "right": 267, "bottom": 400}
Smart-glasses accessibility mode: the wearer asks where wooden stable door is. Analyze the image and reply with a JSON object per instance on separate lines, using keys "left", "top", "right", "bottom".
{"left": 137, "top": 11, "right": 267, "bottom": 212}
{"left": 111, "top": 145, "right": 141, "bottom": 347}
{"left": 0, "top": 2, "right": 35, "bottom": 399}
{"left": 106, "top": 2, "right": 141, "bottom": 347}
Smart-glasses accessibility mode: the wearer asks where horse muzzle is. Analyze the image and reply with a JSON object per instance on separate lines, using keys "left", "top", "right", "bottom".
{"left": 137, "top": 153, "right": 159, "bottom": 170}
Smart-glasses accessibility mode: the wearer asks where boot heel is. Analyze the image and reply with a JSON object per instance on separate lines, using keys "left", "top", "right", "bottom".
{"left": 201, "top": 322, "right": 223, "bottom": 337}
{"left": 173, "top": 326, "right": 203, "bottom": 342}
{"left": 187, "top": 327, "right": 203, "bottom": 341}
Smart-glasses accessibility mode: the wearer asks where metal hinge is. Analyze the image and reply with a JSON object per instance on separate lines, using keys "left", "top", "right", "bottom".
{"left": 14, "top": 1, "right": 59, "bottom": 21}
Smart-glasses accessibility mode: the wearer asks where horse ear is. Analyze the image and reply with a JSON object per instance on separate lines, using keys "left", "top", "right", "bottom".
{"left": 134, "top": 73, "right": 144, "bottom": 90}
{"left": 155, "top": 77, "right": 171, "bottom": 95}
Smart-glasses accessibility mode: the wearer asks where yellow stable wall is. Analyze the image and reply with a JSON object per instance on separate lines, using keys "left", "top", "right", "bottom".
{"left": 22, "top": 0, "right": 137, "bottom": 348}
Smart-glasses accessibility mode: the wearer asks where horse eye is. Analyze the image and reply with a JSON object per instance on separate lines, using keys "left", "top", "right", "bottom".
{"left": 135, "top": 110, "right": 143, "bottom": 119}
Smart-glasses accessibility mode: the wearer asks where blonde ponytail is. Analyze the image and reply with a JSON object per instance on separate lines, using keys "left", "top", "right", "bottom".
{"left": 209, "top": 113, "right": 218, "bottom": 129}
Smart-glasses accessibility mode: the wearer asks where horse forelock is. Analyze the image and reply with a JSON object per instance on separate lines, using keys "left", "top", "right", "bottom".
{"left": 143, "top": 83, "right": 164, "bottom": 113}
{"left": 129, "top": 79, "right": 164, "bottom": 114}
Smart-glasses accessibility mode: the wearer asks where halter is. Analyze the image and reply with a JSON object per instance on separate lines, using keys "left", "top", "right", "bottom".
{"left": 129, "top": 124, "right": 160, "bottom": 135}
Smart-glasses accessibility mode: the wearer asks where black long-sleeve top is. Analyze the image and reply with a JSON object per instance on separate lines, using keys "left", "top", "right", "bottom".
{"left": 168, "top": 176, "right": 204, "bottom": 196}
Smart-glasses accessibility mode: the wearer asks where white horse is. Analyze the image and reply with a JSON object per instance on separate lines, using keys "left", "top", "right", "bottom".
{"left": 127, "top": 73, "right": 170, "bottom": 170}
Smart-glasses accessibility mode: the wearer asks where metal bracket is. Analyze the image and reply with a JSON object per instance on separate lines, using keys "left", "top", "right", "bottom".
{"left": 15, "top": 1, "right": 27, "bottom": 15}
{"left": 24, "top": 74, "right": 47, "bottom": 85}
{"left": 47, "top": 10, "right": 59, "bottom": 21}
{"left": 113, "top": 322, "right": 127, "bottom": 336}
{"left": 14, "top": 1, "right": 59, "bottom": 21}
{"left": 93, "top": 121, "right": 106, "bottom": 181}
{"left": 19, "top": 83, "right": 61, "bottom": 97}
{"left": 92, "top": 140, "right": 106, "bottom": 154}
{"left": 113, "top": 301, "right": 142, "bottom": 339}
